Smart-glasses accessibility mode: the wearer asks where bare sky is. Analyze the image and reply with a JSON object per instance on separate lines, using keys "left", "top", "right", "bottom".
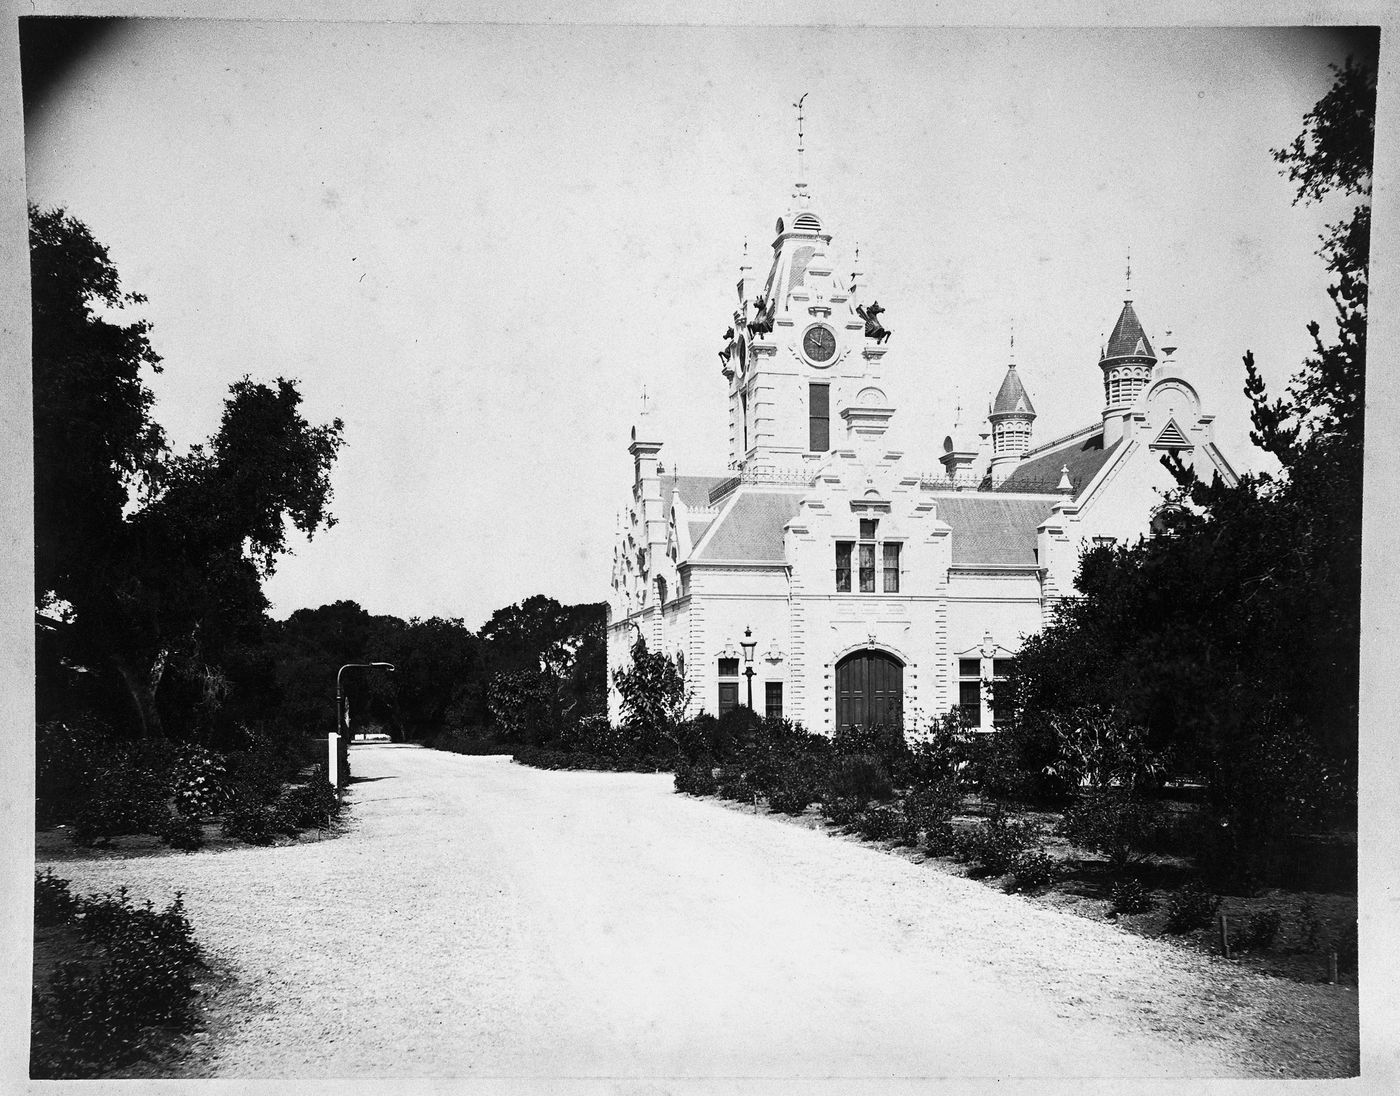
{"left": 22, "top": 20, "right": 1376, "bottom": 627}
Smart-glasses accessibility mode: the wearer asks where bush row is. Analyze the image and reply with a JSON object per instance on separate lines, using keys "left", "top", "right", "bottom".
{"left": 31, "top": 873, "right": 206, "bottom": 1078}
{"left": 513, "top": 746, "right": 666, "bottom": 773}
{"left": 40, "top": 718, "right": 343, "bottom": 850}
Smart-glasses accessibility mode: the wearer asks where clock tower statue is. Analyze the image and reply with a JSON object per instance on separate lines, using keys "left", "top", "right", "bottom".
{"left": 718, "top": 181, "right": 891, "bottom": 471}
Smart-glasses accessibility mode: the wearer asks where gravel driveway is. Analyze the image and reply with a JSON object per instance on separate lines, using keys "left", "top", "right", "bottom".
{"left": 37, "top": 744, "right": 1356, "bottom": 1080}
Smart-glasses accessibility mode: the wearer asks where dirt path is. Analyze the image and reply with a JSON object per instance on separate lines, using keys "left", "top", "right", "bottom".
{"left": 37, "top": 744, "right": 1354, "bottom": 1080}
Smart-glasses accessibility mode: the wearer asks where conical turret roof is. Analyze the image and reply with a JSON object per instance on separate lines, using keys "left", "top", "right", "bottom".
{"left": 1103, "top": 301, "right": 1156, "bottom": 361}
{"left": 990, "top": 364, "right": 1036, "bottom": 417}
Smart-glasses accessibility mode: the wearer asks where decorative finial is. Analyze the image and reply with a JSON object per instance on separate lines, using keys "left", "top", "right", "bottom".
{"left": 794, "top": 92, "right": 808, "bottom": 186}
{"left": 1009, "top": 318, "right": 1016, "bottom": 364}
{"left": 639, "top": 385, "right": 650, "bottom": 417}
{"left": 1126, "top": 248, "right": 1133, "bottom": 300}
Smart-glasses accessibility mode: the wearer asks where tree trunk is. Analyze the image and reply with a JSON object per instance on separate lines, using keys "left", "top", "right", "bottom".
{"left": 111, "top": 650, "right": 166, "bottom": 739}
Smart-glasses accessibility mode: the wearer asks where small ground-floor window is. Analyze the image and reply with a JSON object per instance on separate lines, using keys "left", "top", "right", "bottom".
{"left": 765, "top": 681, "right": 783, "bottom": 719}
{"left": 718, "top": 681, "right": 738, "bottom": 716}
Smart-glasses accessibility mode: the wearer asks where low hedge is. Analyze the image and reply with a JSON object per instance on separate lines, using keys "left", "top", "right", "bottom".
{"left": 31, "top": 876, "right": 206, "bottom": 1078}
{"left": 512, "top": 746, "right": 666, "bottom": 773}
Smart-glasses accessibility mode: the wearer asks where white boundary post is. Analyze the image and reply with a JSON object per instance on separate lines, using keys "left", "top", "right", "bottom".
{"left": 328, "top": 731, "right": 340, "bottom": 787}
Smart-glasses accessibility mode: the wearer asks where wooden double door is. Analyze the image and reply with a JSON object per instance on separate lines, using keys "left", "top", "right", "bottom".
{"left": 835, "top": 650, "right": 904, "bottom": 735}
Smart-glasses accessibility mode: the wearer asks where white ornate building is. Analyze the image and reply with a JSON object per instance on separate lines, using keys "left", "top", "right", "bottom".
{"left": 607, "top": 176, "right": 1237, "bottom": 737}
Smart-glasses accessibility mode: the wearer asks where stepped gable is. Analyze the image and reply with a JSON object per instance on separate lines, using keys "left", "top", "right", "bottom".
{"left": 694, "top": 490, "right": 805, "bottom": 562}
{"left": 996, "top": 426, "right": 1121, "bottom": 498}
{"left": 660, "top": 474, "right": 729, "bottom": 518}
{"left": 658, "top": 473, "right": 729, "bottom": 550}
{"left": 934, "top": 496, "right": 1056, "bottom": 567}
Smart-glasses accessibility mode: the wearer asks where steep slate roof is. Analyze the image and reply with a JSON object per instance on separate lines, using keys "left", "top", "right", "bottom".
{"left": 695, "top": 490, "right": 804, "bottom": 561}
{"left": 935, "top": 496, "right": 1056, "bottom": 567}
{"left": 1103, "top": 301, "right": 1156, "bottom": 360}
{"left": 991, "top": 364, "right": 1036, "bottom": 416}
{"left": 998, "top": 428, "right": 1121, "bottom": 498}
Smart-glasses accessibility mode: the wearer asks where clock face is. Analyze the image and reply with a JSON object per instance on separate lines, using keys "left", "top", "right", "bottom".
{"left": 803, "top": 324, "right": 837, "bottom": 364}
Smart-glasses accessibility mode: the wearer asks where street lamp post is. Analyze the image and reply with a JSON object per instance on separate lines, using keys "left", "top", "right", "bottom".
{"left": 336, "top": 661, "right": 396, "bottom": 741}
{"left": 740, "top": 627, "right": 757, "bottom": 711}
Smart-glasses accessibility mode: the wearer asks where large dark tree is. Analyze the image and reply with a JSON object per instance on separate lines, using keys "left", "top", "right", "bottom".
{"left": 999, "top": 54, "right": 1372, "bottom": 871}
{"left": 31, "top": 204, "right": 345, "bottom": 739}
{"left": 30, "top": 204, "right": 164, "bottom": 610}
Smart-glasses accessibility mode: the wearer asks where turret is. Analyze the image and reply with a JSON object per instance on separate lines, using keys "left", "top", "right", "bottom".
{"left": 987, "top": 358, "right": 1036, "bottom": 486}
{"left": 1100, "top": 298, "right": 1157, "bottom": 446}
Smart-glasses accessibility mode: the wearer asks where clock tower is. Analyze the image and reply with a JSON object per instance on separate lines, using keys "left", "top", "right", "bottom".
{"left": 719, "top": 185, "right": 892, "bottom": 470}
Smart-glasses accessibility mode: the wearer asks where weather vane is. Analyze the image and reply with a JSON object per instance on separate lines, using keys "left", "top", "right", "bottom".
{"left": 794, "top": 93, "right": 808, "bottom": 182}
{"left": 1126, "top": 248, "right": 1133, "bottom": 298}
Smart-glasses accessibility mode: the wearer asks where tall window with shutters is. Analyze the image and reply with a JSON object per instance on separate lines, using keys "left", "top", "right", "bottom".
{"left": 809, "top": 383, "right": 829, "bottom": 452}
{"left": 834, "top": 518, "right": 904, "bottom": 594}
{"left": 835, "top": 541, "right": 853, "bottom": 592}
{"left": 883, "top": 543, "right": 901, "bottom": 592}
{"left": 958, "top": 657, "right": 983, "bottom": 728}
{"left": 765, "top": 681, "right": 783, "bottom": 719}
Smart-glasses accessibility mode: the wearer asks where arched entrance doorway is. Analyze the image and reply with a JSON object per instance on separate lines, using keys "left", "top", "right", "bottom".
{"left": 835, "top": 649, "right": 904, "bottom": 737}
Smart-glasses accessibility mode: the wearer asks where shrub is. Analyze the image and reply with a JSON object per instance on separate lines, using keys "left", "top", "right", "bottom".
{"left": 434, "top": 727, "right": 509, "bottom": 754}
{"left": 157, "top": 813, "right": 205, "bottom": 852}
{"left": 280, "top": 776, "right": 341, "bottom": 830}
{"left": 170, "top": 746, "right": 224, "bottom": 820}
{"left": 1110, "top": 877, "right": 1154, "bottom": 915}
{"left": 825, "top": 754, "right": 894, "bottom": 803}
{"left": 833, "top": 721, "right": 907, "bottom": 772}
{"left": 714, "top": 705, "right": 763, "bottom": 758}
{"left": 1058, "top": 792, "right": 1162, "bottom": 877}
{"left": 852, "top": 804, "right": 902, "bottom": 842}
{"left": 32, "top": 886, "right": 204, "bottom": 1078}
{"left": 897, "top": 779, "right": 961, "bottom": 848}
{"left": 1237, "top": 909, "right": 1283, "bottom": 951}
{"left": 820, "top": 795, "right": 862, "bottom": 827}
{"left": 220, "top": 791, "right": 280, "bottom": 846}
{"left": 958, "top": 731, "right": 1040, "bottom": 802}
{"left": 222, "top": 738, "right": 295, "bottom": 806}
{"left": 675, "top": 713, "right": 720, "bottom": 761}
{"left": 923, "top": 819, "right": 960, "bottom": 856}
{"left": 35, "top": 869, "right": 77, "bottom": 928}
{"left": 1006, "top": 850, "right": 1062, "bottom": 893}
{"left": 715, "top": 764, "right": 754, "bottom": 803}
{"left": 1164, "top": 881, "right": 1222, "bottom": 933}
{"left": 954, "top": 809, "right": 1040, "bottom": 876}
{"left": 902, "top": 778, "right": 961, "bottom": 828}
{"left": 674, "top": 761, "right": 717, "bottom": 796}
{"left": 70, "top": 761, "right": 171, "bottom": 846}
{"left": 768, "top": 780, "right": 816, "bottom": 816}
{"left": 901, "top": 723, "right": 969, "bottom": 789}
{"left": 36, "top": 715, "right": 113, "bottom": 826}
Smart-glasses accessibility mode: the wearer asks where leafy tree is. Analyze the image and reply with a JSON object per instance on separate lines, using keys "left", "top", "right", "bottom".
{"left": 477, "top": 595, "right": 606, "bottom": 740}
{"left": 30, "top": 204, "right": 164, "bottom": 610}
{"left": 611, "top": 637, "right": 689, "bottom": 756}
{"left": 998, "top": 53, "right": 1372, "bottom": 868}
{"left": 31, "top": 205, "right": 345, "bottom": 739}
